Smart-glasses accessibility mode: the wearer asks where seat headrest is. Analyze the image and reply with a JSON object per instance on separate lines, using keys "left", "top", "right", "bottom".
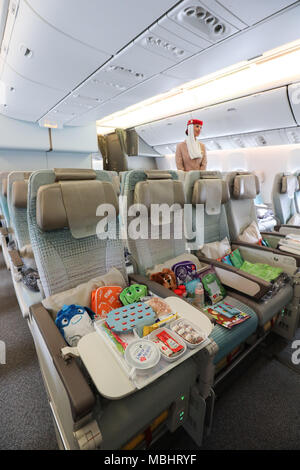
{"left": 200, "top": 171, "right": 222, "bottom": 179}
{"left": 233, "top": 174, "right": 260, "bottom": 199}
{"left": 12, "top": 181, "right": 28, "bottom": 208}
{"left": 2, "top": 178, "right": 7, "bottom": 197}
{"left": 144, "top": 170, "right": 173, "bottom": 180}
{"left": 37, "top": 180, "right": 119, "bottom": 237}
{"left": 134, "top": 179, "right": 185, "bottom": 210}
{"left": 281, "top": 175, "right": 299, "bottom": 197}
{"left": 54, "top": 168, "right": 97, "bottom": 181}
{"left": 192, "top": 179, "right": 229, "bottom": 215}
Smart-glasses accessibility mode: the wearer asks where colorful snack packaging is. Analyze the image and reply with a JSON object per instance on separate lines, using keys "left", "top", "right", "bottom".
{"left": 156, "top": 330, "right": 184, "bottom": 354}
{"left": 171, "top": 261, "right": 197, "bottom": 285}
{"left": 198, "top": 266, "right": 226, "bottom": 304}
{"left": 91, "top": 286, "right": 123, "bottom": 319}
{"left": 119, "top": 284, "right": 148, "bottom": 305}
{"left": 229, "top": 249, "right": 244, "bottom": 269}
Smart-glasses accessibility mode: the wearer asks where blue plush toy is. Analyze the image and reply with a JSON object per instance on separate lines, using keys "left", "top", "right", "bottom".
{"left": 55, "top": 304, "right": 95, "bottom": 347}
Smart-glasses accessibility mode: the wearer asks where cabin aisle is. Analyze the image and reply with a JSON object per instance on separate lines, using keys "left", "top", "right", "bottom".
{"left": 0, "top": 250, "right": 58, "bottom": 450}
{"left": 154, "top": 333, "right": 300, "bottom": 450}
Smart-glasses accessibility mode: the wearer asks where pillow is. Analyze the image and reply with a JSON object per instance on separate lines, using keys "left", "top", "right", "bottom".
{"left": 287, "top": 213, "right": 300, "bottom": 226}
{"left": 200, "top": 237, "right": 231, "bottom": 259}
{"left": 237, "top": 221, "right": 261, "bottom": 244}
{"left": 20, "top": 244, "right": 37, "bottom": 270}
{"left": 42, "top": 268, "right": 127, "bottom": 318}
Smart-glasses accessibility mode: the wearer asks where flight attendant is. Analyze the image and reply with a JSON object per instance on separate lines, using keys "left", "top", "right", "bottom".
{"left": 175, "top": 119, "right": 207, "bottom": 171}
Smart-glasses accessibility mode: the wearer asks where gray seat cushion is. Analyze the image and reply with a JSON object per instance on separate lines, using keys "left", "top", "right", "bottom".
{"left": 228, "top": 284, "right": 293, "bottom": 326}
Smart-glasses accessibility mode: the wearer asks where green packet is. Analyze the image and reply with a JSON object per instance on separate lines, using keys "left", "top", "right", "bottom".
{"left": 198, "top": 266, "right": 226, "bottom": 304}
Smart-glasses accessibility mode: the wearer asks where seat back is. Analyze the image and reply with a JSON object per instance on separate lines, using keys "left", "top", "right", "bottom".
{"left": 0, "top": 172, "right": 11, "bottom": 228}
{"left": 293, "top": 172, "right": 300, "bottom": 214}
{"left": 7, "top": 171, "right": 31, "bottom": 250}
{"left": 123, "top": 170, "right": 186, "bottom": 275}
{"left": 184, "top": 171, "right": 230, "bottom": 245}
{"left": 28, "top": 169, "right": 127, "bottom": 297}
{"left": 224, "top": 171, "right": 261, "bottom": 240}
{"left": 272, "top": 173, "right": 298, "bottom": 224}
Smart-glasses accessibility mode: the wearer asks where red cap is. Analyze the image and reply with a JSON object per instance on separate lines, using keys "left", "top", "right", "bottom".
{"left": 187, "top": 119, "right": 203, "bottom": 126}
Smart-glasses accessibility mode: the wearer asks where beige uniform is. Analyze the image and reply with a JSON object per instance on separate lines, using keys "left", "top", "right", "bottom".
{"left": 175, "top": 141, "right": 207, "bottom": 171}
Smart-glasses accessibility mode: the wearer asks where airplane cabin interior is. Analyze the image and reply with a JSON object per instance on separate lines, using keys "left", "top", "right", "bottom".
{"left": 0, "top": 0, "right": 299, "bottom": 453}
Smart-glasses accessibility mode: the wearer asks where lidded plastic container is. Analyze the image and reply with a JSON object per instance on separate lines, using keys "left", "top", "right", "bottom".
{"left": 170, "top": 318, "right": 207, "bottom": 349}
{"left": 124, "top": 339, "right": 161, "bottom": 375}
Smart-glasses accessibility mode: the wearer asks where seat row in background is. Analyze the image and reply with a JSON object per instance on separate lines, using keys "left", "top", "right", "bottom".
{"left": 0, "top": 168, "right": 299, "bottom": 450}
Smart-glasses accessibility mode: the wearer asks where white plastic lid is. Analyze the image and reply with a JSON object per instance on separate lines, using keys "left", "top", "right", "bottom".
{"left": 125, "top": 340, "right": 161, "bottom": 370}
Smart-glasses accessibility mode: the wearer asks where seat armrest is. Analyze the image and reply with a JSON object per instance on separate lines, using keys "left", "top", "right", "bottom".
{"left": 260, "top": 231, "right": 282, "bottom": 238}
{"left": 196, "top": 255, "right": 271, "bottom": 299}
{"left": 128, "top": 273, "right": 179, "bottom": 299}
{"left": 9, "top": 249, "right": 24, "bottom": 268}
{"left": 30, "top": 303, "right": 95, "bottom": 422}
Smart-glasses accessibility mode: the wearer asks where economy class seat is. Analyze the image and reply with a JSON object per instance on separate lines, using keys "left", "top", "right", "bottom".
{"left": 0, "top": 172, "right": 13, "bottom": 270}
{"left": 123, "top": 169, "right": 259, "bottom": 371}
{"left": 6, "top": 171, "right": 42, "bottom": 318}
{"left": 184, "top": 171, "right": 296, "bottom": 339}
{"left": 27, "top": 168, "right": 211, "bottom": 450}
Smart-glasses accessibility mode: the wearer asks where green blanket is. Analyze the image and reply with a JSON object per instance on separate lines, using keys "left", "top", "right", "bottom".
{"left": 240, "top": 261, "right": 283, "bottom": 282}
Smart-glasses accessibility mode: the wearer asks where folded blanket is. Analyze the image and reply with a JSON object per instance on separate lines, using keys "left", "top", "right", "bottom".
{"left": 240, "top": 261, "right": 283, "bottom": 282}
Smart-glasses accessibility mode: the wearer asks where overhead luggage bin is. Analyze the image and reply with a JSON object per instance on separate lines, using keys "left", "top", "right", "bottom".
{"left": 4, "top": 0, "right": 111, "bottom": 91}
{"left": 135, "top": 87, "right": 296, "bottom": 147}
{"left": 0, "top": 63, "right": 67, "bottom": 123}
{"left": 214, "top": 0, "right": 297, "bottom": 26}
{"left": 288, "top": 82, "right": 300, "bottom": 126}
{"left": 26, "top": 0, "right": 177, "bottom": 55}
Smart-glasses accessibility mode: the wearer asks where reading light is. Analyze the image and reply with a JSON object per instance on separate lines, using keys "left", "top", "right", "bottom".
{"left": 97, "top": 38, "right": 300, "bottom": 132}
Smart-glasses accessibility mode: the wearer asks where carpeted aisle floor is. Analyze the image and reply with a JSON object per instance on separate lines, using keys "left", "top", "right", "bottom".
{"left": 0, "top": 250, "right": 58, "bottom": 450}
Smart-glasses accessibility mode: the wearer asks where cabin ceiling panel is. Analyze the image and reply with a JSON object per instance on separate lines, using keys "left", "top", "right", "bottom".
{"left": 215, "top": 0, "right": 297, "bottom": 26}
{"left": 0, "top": 64, "right": 67, "bottom": 122}
{"left": 25, "top": 0, "right": 178, "bottom": 55}
{"left": 4, "top": 0, "right": 111, "bottom": 91}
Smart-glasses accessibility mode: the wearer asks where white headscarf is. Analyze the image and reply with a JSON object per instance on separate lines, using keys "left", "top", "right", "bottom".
{"left": 185, "top": 124, "right": 203, "bottom": 160}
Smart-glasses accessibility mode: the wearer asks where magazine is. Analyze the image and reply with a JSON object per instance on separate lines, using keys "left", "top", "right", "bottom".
{"left": 204, "top": 301, "right": 251, "bottom": 329}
